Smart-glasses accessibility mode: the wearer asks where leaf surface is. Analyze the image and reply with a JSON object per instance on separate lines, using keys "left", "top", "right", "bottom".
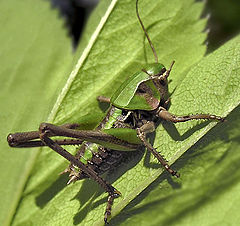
{"left": 0, "top": 0, "right": 73, "bottom": 225}
{"left": 3, "top": 0, "right": 239, "bottom": 226}
{"left": 113, "top": 105, "right": 240, "bottom": 226}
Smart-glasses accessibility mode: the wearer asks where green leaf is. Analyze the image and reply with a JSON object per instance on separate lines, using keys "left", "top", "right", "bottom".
{"left": 111, "top": 35, "right": 240, "bottom": 225}
{"left": 3, "top": 0, "right": 239, "bottom": 226}
{"left": 113, "top": 105, "right": 240, "bottom": 226}
{"left": 0, "top": 1, "right": 73, "bottom": 226}
{"left": 51, "top": 0, "right": 207, "bottom": 124}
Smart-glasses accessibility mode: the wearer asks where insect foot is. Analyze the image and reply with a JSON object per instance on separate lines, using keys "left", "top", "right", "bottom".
{"left": 104, "top": 189, "right": 121, "bottom": 224}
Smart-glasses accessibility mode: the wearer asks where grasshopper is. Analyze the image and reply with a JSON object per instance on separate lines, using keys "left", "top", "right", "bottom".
{"left": 7, "top": 0, "right": 225, "bottom": 223}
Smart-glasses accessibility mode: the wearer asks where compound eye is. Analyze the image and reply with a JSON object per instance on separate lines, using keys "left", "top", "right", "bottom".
{"left": 160, "top": 79, "right": 167, "bottom": 86}
{"left": 160, "top": 67, "right": 166, "bottom": 74}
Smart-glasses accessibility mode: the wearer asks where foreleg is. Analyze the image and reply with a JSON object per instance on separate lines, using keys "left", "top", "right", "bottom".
{"left": 157, "top": 107, "right": 225, "bottom": 123}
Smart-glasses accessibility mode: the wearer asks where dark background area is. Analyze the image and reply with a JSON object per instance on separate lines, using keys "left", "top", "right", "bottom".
{"left": 52, "top": 0, "right": 240, "bottom": 52}
{"left": 51, "top": 0, "right": 99, "bottom": 48}
{"left": 204, "top": 0, "right": 240, "bottom": 52}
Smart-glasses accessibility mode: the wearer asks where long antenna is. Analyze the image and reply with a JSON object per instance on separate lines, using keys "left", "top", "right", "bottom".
{"left": 136, "top": 0, "right": 158, "bottom": 63}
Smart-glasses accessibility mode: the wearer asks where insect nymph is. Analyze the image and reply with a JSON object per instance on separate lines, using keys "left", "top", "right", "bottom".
{"left": 7, "top": 0, "right": 225, "bottom": 224}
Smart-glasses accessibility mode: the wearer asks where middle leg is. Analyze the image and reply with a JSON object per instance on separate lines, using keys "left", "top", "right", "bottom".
{"left": 136, "top": 121, "right": 179, "bottom": 177}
